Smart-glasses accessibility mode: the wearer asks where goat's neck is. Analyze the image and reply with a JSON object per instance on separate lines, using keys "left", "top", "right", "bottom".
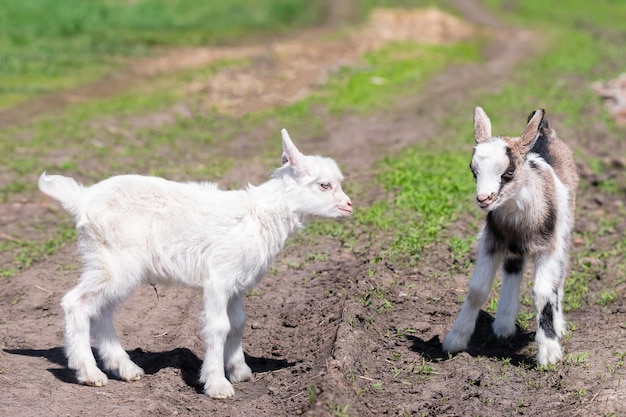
{"left": 495, "top": 167, "right": 551, "bottom": 226}
{"left": 246, "top": 177, "right": 305, "bottom": 237}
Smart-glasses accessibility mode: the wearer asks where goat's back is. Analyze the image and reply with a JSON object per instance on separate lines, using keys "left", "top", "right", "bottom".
{"left": 530, "top": 124, "right": 579, "bottom": 210}
{"left": 43, "top": 174, "right": 249, "bottom": 243}
{"left": 88, "top": 174, "right": 244, "bottom": 220}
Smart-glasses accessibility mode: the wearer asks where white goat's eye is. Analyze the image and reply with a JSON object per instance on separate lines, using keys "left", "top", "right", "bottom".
{"left": 319, "top": 182, "right": 331, "bottom": 190}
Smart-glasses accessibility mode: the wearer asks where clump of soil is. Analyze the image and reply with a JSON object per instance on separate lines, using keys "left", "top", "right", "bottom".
{"left": 592, "top": 72, "right": 626, "bottom": 126}
{"left": 187, "top": 8, "right": 477, "bottom": 116}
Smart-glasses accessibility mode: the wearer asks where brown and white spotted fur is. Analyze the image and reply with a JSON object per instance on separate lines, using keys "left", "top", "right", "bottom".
{"left": 442, "top": 107, "right": 578, "bottom": 365}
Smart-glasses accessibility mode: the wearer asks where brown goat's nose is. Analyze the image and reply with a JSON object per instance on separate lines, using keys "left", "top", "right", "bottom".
{"left": 476, "top": 193, "right": 490, "bottom": 203}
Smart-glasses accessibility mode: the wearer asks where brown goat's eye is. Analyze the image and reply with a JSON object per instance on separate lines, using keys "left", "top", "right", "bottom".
{"left": 469, "top": 162, "right": 477, "bottom": 179}
{"left": 319, "top": 183, "right": 331, "bottom": 190}
{"left": 501, "top": 168, "right": 515, "bottom": 181}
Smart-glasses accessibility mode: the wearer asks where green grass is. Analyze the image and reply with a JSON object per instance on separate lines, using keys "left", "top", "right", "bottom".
{"left": 330, "top": 403, "right": 353, "bottom": 417}
{"left": 302, "top": 145, "right": 477, "bottom": 265}
{"left": 448, "top": 234, "right": 475, "bottom": 272}
{"left": 0, "top": 221, "right": 76, "bottom": 278}
{"left": 485, "top": 0, "right": 626, "bottom": 31}
{"left": 0, "top": 0, "right": 457, "bottom": 109}
{"left": 366, "top": 148, "right": 475, "bottom": 262}
{"left": 321, "top": 42, "right": 480, "bottom": 114}
{"left": 0, "top": 0, "right": 326, "bottom": 108}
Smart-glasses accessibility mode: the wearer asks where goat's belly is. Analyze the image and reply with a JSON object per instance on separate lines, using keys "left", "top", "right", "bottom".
{"left": 235, "top": 266, "right": 270, "bottom": 293}
{"left": 140, "top": 254, "right": 271, "bottom": 292}
{"left": 141, "top": 249, "right": 207, "bottom": 288}
{"left": 143, "top": 270, "right": 204, "bottom": 288}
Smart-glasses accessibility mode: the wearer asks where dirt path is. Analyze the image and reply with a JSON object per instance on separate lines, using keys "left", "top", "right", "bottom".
{"left": 1, "top": 1, "right": 625, "bottom": 417}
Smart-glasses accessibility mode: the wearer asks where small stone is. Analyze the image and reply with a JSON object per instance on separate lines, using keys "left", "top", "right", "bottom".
{"left": 282, "top": 320, "right": 298, "bottom": 328}
{"left": 413, "top": 321, "right": 431, "bottom": 332}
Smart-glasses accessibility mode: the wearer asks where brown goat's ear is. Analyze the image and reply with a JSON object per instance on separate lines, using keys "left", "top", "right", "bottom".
{"left": 518, "top": 109, "right": 544, "bottom": 153}
{"left": 474, "top": 107, "right": 492, "bottom": 144}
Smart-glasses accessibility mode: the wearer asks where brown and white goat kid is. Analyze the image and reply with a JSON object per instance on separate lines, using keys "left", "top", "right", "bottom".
{"left": 442, "top": 107, "right": 578, "bottom": 365}
{"left": 38, "top": 129, "right": 352, "bottom": 398}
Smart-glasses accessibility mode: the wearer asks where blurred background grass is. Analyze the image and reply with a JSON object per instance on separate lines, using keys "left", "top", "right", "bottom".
{"left": 0, "top": 0, "right": 325, "bottom": 108}
{"left": 0, "top": 0, "right": 447, "bottom": 108}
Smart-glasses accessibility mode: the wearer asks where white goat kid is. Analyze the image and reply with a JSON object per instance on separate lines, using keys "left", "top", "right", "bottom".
{"left": 38, "top": 129, "right": 352, "bottom": 398}
{"left": 442, "top": 107, "right": 578, "bottom": 365}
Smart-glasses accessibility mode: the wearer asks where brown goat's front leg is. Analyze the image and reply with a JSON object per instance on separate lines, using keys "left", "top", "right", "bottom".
{"left": 492, "top": 254, "right": 525, "bottom": 339}
{"left": 442, "top": 236, "right": 505, "bottom": 354}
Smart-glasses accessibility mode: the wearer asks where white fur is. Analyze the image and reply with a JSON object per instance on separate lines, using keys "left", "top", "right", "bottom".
{"left": 472, "top": 138, "right": 510, "bottom": 203}
{"left": 39, "top": 129, "right": 352, "bottom": 398}
{"left": 443, "top": 108, "right": 577, "bottom": 366}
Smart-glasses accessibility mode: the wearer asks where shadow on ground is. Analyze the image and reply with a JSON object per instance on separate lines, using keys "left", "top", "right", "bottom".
{"left": 408, "top": 311, "right": 535, "bottom": 366}
{"left": 4, "top": 346, "right": 295, "bottom": 390}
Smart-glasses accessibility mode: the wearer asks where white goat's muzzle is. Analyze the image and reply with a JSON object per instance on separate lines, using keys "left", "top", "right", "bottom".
{"left": 337, "top": 195, "right": 353, "bottom": 216}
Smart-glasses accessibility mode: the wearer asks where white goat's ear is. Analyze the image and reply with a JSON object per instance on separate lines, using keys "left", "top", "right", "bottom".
{"left": 518, "top": 109, "right": 544, "bottom": 152}
{"left": 474, "top": 106, "right": 492, "bottom": 144}
{"left": 281, "top": 129, "right": 305, "bottom": 168}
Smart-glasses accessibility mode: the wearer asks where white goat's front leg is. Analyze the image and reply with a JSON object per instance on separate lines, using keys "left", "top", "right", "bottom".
{"left": 442, "top": 241, "right": 505, "bottom": 354}
{"left": 62, "top": 275, "right": 109, "bottom": 387}
{"left": 92, "top": 305, "right": 144, "bottom": 382}
{"left": 224, "top": 295, "right": 252, "bottom": 383}
{"left": 532, "top": 254, "right": 566, "bottom": 366}
{"left": 492, "top": 254, "right": 525, "bottom": 339}
{"left": 199, "top": 284, "right": 234, "bottom": 399}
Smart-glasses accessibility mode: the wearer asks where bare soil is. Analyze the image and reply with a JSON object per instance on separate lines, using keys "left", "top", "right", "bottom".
{"left": 1, "top": 1, "right": 625, "bottom": 416}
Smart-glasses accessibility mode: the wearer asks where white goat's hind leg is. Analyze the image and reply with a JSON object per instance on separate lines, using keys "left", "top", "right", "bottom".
{"left": 442, "top": 244, "right": 505, "bottom": 353}
{"left": 199, "top": 285, "right": 234, "bottom": 399}
{"left": 61, "top": 276, "right": 108, "bottom": 387}
{"left": 533, "top": 255, "right": 564, "bottom": 365}
{"left": 92, "top": 305, "right": 144, "bottom": 382}
{"left": 225, "top": 295, "right": 252, "bottom": 384}
{"left": 492, "top": 255, "right": 525, "bottom": 339}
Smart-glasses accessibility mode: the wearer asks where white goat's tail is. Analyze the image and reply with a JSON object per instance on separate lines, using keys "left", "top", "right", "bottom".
{"left": 38, "top": 172, "right": 83, "bottom": 214}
